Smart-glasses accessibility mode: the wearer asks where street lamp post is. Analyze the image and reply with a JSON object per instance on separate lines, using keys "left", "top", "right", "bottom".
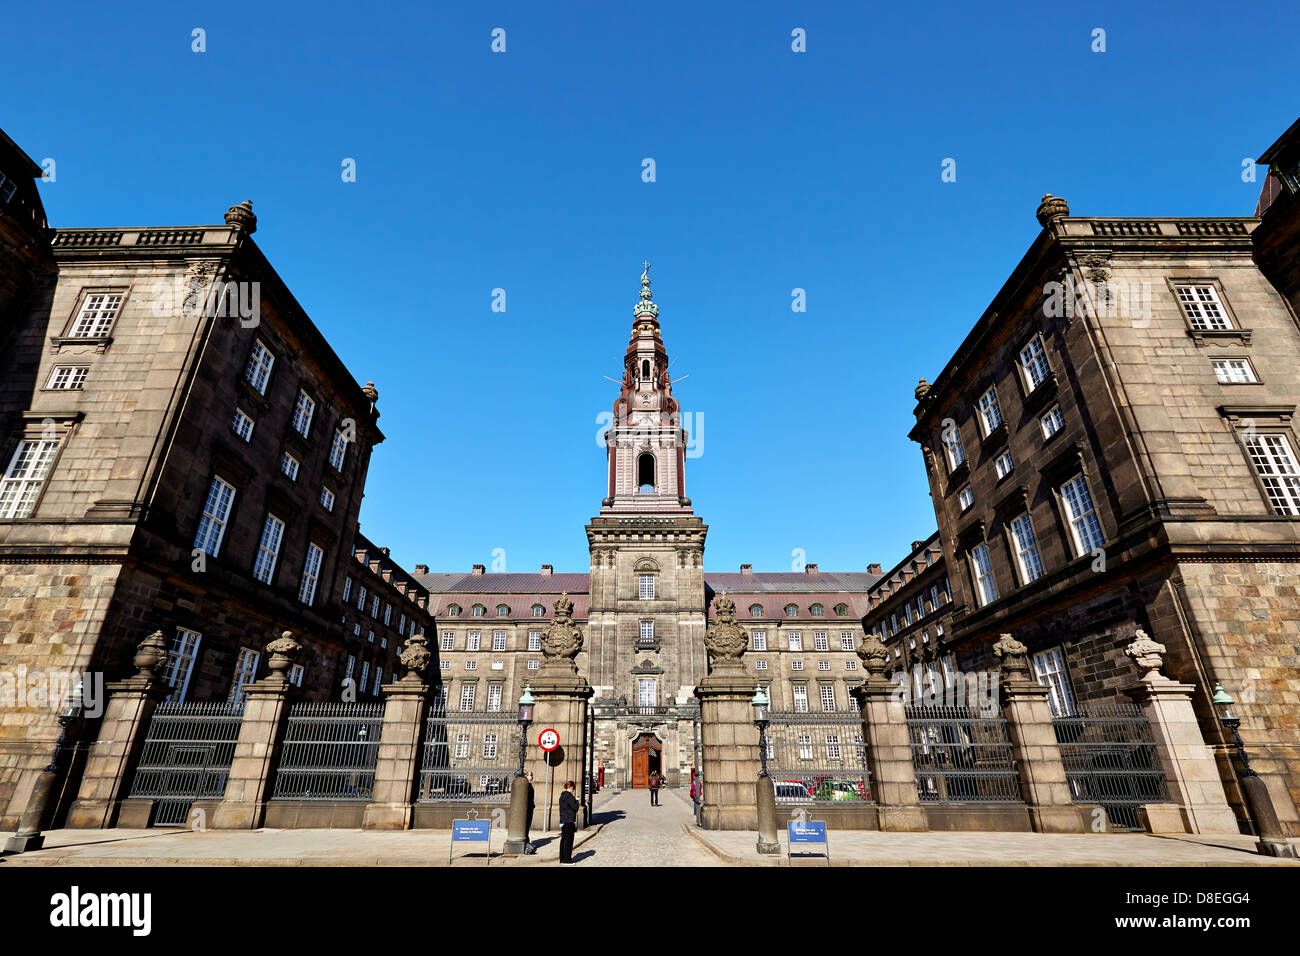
{"left": 1212, "top": 684, "right": 1296, "bottom": 859}
{"left": 751, "top": 685, "right": 780, "bottom": 855}
{"left": 504, "top": 686, "right": 536, "bottom": 855}
{"left": 4, "top": 684, "right": 85, "bottom": 855}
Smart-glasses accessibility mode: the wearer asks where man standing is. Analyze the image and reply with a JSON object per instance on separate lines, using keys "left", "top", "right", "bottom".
{"left": 649, "top": 769, "right": 660, "bottom": 806}
{"left": 558, "top": 780, "right": 579, "bottom": 865}
{"left": 523, "top": 770, "right": 536, "bottom": 854}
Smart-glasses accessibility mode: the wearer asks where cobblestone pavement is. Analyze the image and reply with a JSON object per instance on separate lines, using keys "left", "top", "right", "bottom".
{"left": 565, "top": 787, "right": 724, "bottom": 867}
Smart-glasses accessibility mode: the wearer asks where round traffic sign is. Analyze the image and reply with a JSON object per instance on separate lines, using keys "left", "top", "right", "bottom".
{"left": 538, "top": 728, "right": 560, "bottom": 752}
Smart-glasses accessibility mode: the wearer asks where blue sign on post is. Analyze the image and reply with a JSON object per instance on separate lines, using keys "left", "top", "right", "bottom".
{"left": 450, "top": 815, "right": 494, "bottom": 864}
{"left": 787, "top": 820, "right": 830, "bottom": 864}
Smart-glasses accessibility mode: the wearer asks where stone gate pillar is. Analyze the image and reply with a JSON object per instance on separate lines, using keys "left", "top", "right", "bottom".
{"left": 851, "top": 633, "right": 927, "bottom": 831}
{"left": 364, "top": 634, "right": 433, "bottom": 831}
{"left": 211, "top": 632, "right": 301, "bottom": 830}
{"left": 1122, "top": 631, "right": 1239, "bottom": 835}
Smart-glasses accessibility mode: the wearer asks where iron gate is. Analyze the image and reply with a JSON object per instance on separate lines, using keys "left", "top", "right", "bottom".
{"left": 765, "top": 710, "right": 872, "bottom": 805}
{"left": 906, "top": 704, "right": 1021, "bottom": 802}
{"left": 271, "top": 701, "right": 384, "bottom": 800}
{"left": 1053, "top": 701, "right": 1169, "bottom": 830}
{"left": 417, "top": 700, "right": 519, "bottom": 802}
{"left": 127, "top": 700, "right": 244, "bottom": 826}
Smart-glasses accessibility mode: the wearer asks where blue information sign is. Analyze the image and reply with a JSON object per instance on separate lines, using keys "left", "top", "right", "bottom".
{"left": 788, "top": 821, "right": 827, "bottom": 844}
{"left": 453, "top": 820, "right": 492, "bottom": 842}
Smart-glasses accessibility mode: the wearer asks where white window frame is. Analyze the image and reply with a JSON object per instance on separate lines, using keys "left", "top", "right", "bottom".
{"left": 528, "top": 630, "right": 541, "bottom": 651}
{"left": 492, "top": 632, "right": 507, "bottom": 651}
{"left": 0, "top": 439, "right": 60, "bottom": 520}
{"left": 637, "top": 678, "right": 657, "bottom": 707}
{"left": 825, "top": 734, "right": 841, "bottom": 760}
{"left": 329, "top": 430, "right": 348, "bottom": 471}
{"left": 163, "top": 628, "right": 202, "bottom": 703}
{"left": 1243, "top": 433, "right": 1300, "bottom": 515}
{"left": 977, "top": 386, "right": 1003, "bottom": 436}
{"left": 1060, "top": 475, "right": 1106, "bottom": 555}
{"left": 942, "top": 425, "right": 966, "bottom": 471}
{"left": 292, "top": 390, "right": 316, "bottom": 437}
{"left": 792, "top": 685, "right": 809, "bottom": 713}
{"left": 231, "top": 408, "right": 255, "bottom": 442}
{"left": 814, "top": 632, "right": 828, "bottom": 651}
{"left": 797, "top": 733, "right": 813, "bottom": 760}
{"left": 969, "top": 542, "right": 998, "bottom": 607}
{"left": 281, "top": 452, "right": 300, "bottom": 481}
{"left": 298, "top": 542, "right": 325, "bottom": 605}
{"left": 245, "top": 339, "right": 275, "bottom": 395}
{"left": 958, "top": 486, "right": 974, "bottom": 511}
{"left": 638, "top": 573, "right": 655, "bottom": 599}
{"left": 840, "top": 632, "right": 854, "bottom": 651}
{"left": 1019, "top": 335, "right": 1050, "bottom": 392}
{"left": 787, "top": 631, "right": 802, "bottom": 651}
{"left": 69, "top": 292, "right": 123, "bottom": 337}
{"left": 320, "top": 487, "right": 335, "bottom": 512}
{"left": 1175, "top": 283, "right": 1230, "bottom": 331}
{"left": 193, "top": 476, "right": 236, "bottom": 556}
{"left": 467, "top": 631, "right": 481, "bottom": 651}
{"left": 441, "top": 632, "right": 455, "bottom": 651}
{"left": 752, "top": 630, "right": 767, "bottom": 651}
{"left": 1032, "top": 647, "right": 1077, "bottom": 718}
{"left": 230, "top": 647, "right": 261, "bottom": 705}
{"left": 1211, "top": 358, "right": 1257, "bottom": 384}
{"left": 487, "top": 684, "right": 503, "bottom": 712}
{"left": 483, "top": 733, "right": 499, "bottom": 759}
{"left": 994, "top": 450, "right": 1014, "bottom": 480}
{"left": 640, "top": 620, "right": 655, "bottom": 645}
{"left": 252, "top": 513, "right": 285, "bottom": 584}
{"left": 1040, "top": 405, "right": 1064, "bottom": 440}
{"left": 459, "top": 684, "right": 476, "bottom": 712}
{"left": 45, "top": 365, "right": 89, "bottom": 390}
{"left": 1010, "top": 513, "right": 1044, "bottom": 585}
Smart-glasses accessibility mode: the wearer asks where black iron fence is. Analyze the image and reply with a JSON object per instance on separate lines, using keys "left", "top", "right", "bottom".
{"left": 127, "top": 700, "right": 245, "bottom": 826}
{"left": 417, "top": 703, "right": 519, "bottom": 802}
{"left": 905, "top": 704, "right": 1021, "bottom": 802}
{"left": 271, "top": 701, "right": 384, "bottom": 801}
{"left": 1053, "top": 701, "right": 1170, "bottom": 831}
{"left": 764, "top": 710, "right": 871, "bottom": 805}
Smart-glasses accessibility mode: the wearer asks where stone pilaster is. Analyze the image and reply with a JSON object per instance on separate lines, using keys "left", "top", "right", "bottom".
{"left": 527, "top": 667, "right": 593, "bottom": 830}
{"left": 851, "top": 677, "right": 927, "bottom": 831}
{"left": 362, "top": 680, "right": 432, "bottom": 830}
{"left": 694, "top": 668, "right": 760, "bottom": 830}
{"left": 211, "top": 678, "right": 296, "bottom": 830}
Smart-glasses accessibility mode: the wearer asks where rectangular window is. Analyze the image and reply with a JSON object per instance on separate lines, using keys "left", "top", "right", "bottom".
{"left": 969, "top": 542, "right": 998, "bottom": 607}
{"left": 381, "top": 603, "right": 391, "bottom": 626}
{"left": 640, "top": 620, "right": 655, "bottom": 645}
{"left": 290, "top": 663, "right": 305, "bottom": 687}
{"left": 329, "top": 430, "right": 348, "bottom": 471}
{"left": 825, "top": 734, "right": 841, "bottom": 760}
{"left": 0, "top": 439, "right": 59, "bottom": 519}
{"left": 492, "top": 632, "right": 507, "bottom": 651}
{"left": 1243, "top": 433, "right": 1300, "bottom": 515}
{"left": 280, "top": 452, "right": 300, "bottom": 480}
{"left": 454, "top": 733, "right": 470, "bottom": 758}
{"left": 231, "top": 408, "right": 255, "bottom": 442}
{"left": 791, "top": 660, "right": 804, "bottom": 671}
{"left": 230, "top": 647, "right": 260, "bottom": 705}
{"left": 193, "top": 476, "right": 236, "bottom": 556}
{"left": 252, "top": 514, "right": 285, "bottom": 584}
{"left": 1061, "top": 475, "right": 1106, "bottom": 554}
{"left": 467, "top": 632, "right": 481, "bottom": 651}
{"left": 292, "top": 390, "right": 315, "bottom": 437}
{"left": 441, "top": 632, "right": 455, "bottom": 651}
{"left": 638, "top": 574, "right": 655, "bottom": 599}
{"left": 958, "top": 486, "right": 974, "bottom": 511}
{"left": 527, "top": 660, "right": 539, "bottom": 670}
{"left": 245, "top": 340, "right": 275, "bottom": 395}
{"left": 490, "top": 660, "right": 502, "bottom": 670}
{"left": 371, "top": 595, "right": 380, "bottom": 618}
{"left": 465, "top": 660, "right": 477, "bottom": 670}
{"left": 367, "top": 630, "right": 375, "bottom": 644}
{"left": 1040, "top": 405, "right": 1064, "bottom": 440}
{"left": 45, "top": 366, "right": 89, "bottom": 390}
{"left": 70, "top": 292, "right": 123, "bottom": 337}
{"left": 638, "top": 678, "right": 656, "bottom": 707}
{"left": 460, "top": 684, "right": 476, "bottom": 711}
{"left": 820, "top": 685, "right": 836, "bottom": 711}
{"left": 373, "top": 667, "right": 383, "bottom": 694}
{"left": 845, "top": 660, "right": 858, "bottom": 671}
{"left": 840, "top": 632, "right": 854, "bottom": 651}
{"left": 755, "top": 660, "right": 768, "bottom": 670}
{"left": 1032, "top": 647, "right": 1077, "bottom": 718}
{"left": 942, "top": 425, "right": 966, "bottom": 470}
{"left": 994, "top": 450, "right": 1014, "bottom": 479}
{"left": 787, "top": 632, "right": 802, "bottom": 651}
{"left": 1176, "top": 284, "right": 1230, "bottom": 331}
{"left": 1019, "top": 336, "right": 1050, "bottom": 391}
{"left": 357, "top": 585, "right": 367, "bottom": 610}
{"left": 752, "top": 630, "right": 767, "bottom": 651}
{"left": 798, "top": 734, "right": 813, "bottom": 760}
{"left": 814, "top": 632, "right": 828, "bottom": 651}
{"left": 1212, "top": 358, "right": 1257, "bottom": 384}
{"left": 977, "top": 386, "right": 1003, "bottom": 435}
{"left": 792, "top": 685, "right": 808, "bottom": 713}
{"left": 1010, "top": 513, "right": 1044, "bottom": 584}
{"left": 528, "top": 630, "right": 541, "bottom": 651}
{"left": 320, "top": 487, "right": 335, "bottom": 512}
{"left": 487, "top": 684, "right": 503, "bottom": 712}
{"left": 163, "top": 628, "right": 202, "bottom": 704}
{"left": 817, "top": 660, "right": 830, "bottom": 671}
{"left": 399, "top": 613, "right": 407, "bottom": 635}
{"left": 482, "top": 733, "right": 499, "bottom": 759}
{"left": 298, "top": 543, "right": 324, "bottom": 605}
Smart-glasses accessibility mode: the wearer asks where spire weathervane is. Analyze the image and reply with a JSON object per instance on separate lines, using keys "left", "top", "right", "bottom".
{"left": 634, "top": 260, "right": 659, "bottom": 321}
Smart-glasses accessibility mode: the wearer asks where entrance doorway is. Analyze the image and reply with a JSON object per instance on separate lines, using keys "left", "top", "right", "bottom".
{"left": 631, "top": 733, "right": 662, "bottom": 788}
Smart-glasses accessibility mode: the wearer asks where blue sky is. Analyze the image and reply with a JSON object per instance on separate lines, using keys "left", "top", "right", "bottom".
{"left": 5, "top": 1, "right": 1298, "bottom": 576}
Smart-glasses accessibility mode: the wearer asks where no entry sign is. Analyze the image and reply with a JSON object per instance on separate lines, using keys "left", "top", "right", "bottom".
{"left": 538, "top": 728, "right": 560, "bottom": 751}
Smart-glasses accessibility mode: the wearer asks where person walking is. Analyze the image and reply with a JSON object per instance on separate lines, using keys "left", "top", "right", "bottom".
{"left": 523, "top": 770, "right": 536, "bottom": 854}
{"left": 690, "top": 771, "right": 700, "bottom": 818}
{"left": 648, "top": 769, "right": 660, "bottom": 806}
{"left": 558, "top": 780, "right": 579, "bottom": 865}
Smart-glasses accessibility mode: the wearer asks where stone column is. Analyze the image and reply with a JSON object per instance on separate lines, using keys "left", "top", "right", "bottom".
{"left": 363, "top": 634, "right": 433, "bottom": 831}
{"left": 66, "top": 632, "right": 174, "bottom": 829}
{"left": 851, "top": 632, "right": 927, "bottom": 831}
{"left": 211, "top": 632, "right": 301, "bottom": 830}
{"left": 1122, "top": 631, "right": 1239, "bottom": 834}
{"left": 993, "top": 634, "right": 1087, "bottom": 833}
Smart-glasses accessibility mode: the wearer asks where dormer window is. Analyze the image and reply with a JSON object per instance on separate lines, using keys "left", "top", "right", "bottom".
{"left": 532, "top": 604, "right": 545, "bottom": 617}
{"left": 810, "top": 604, "right": 823, "bottom": 617}
{"left": 834, "top": 603, "right": 849, "bottom": 616}
{"left": 472, "top": 604, "right": 485, "bottom": 617}
{"left": 749, "top": 603, "right": 763, "bottom": 617}
{"left": 447, "top": 604, "right": 461, "bottom": 617}
{"left": 496, "top": 604, "right": 510, "bottom": 617}
{"left": 784, "top": 604, "right": 798, "bottom": 618}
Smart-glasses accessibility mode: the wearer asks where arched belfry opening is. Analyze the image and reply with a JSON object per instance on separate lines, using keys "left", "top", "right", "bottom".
{"left": 637, "top": 452, "right": 655, "bottom": 494}
{"left": 641, "top": 358, "right": 651, "bottom": 380}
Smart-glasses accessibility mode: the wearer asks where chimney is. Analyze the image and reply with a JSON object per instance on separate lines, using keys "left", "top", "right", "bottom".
{"left": 414, "top": 564, "right": 429, "bottom": 574}
{"left": 911, "top": 541, "right": 923, "bottom": 552}
{"left": 868, "top": 563, "right": 883, "bottom": 574}
{"left": 541, "top": 564, "right": 553, "bottom": 576}
{"left": 472, "top": 564, "right": 485, "bottom": 575}
{"left": 381, "top": 547, "right": 391, "bottom": 557}
{"left": 805, "top": 563, "right": 818, "bottom": 575}
{"left": 740, "top": 564, "right": 753, "bottom": 575}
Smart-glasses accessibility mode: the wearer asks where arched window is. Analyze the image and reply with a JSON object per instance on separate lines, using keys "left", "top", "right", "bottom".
{"left": 810, "top": 604, "right": 824, "bottom": 617}
{"left": 641, "top": 359, "right": 650, "bottom": 379}
{"left": 637, "top": 453, "right": 655, "bottom": 494}
{"left": 784, "top": 604, "right": 798, "bottom": 618}
{"left": 472, "top": 604, "right": 485, "bottom": 617}
{"left": 496, "top": 604, "right": 510, "bottom": 617}
{"left": 447, "top": 604, "right": 461, "bottom": 618}
{"left": 532, "top": 604, "right": 545, "bottom": 617}
{"left": 834, "top": 603, "right": 849, "bottom": 616}
{"left": 749, "top": 603, "right": 763, "bottom": 617}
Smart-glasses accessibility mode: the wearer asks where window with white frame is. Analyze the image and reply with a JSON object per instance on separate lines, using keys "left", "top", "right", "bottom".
{"left": 492, "top": 632, "right": 507, "bottom": 651}
{"left": 496, "top": 604, "right": 509, "bottom": 617}
{"left": 637, "top": 678, "right": 656, "bottom": 707}
{"left": 785, "top": 604, "right": 798, "bottom": 617}
{"left": 792, "top": 685, "right": 809, "bottom": 713}
{"left": 750, "top": 604, "right": 763, "bottom": 617}
{"left": 818, "top": 661, "right": 830, "bottom": 671}
{"left": 752, "top": 630, "right": 767, "bottom": 651}
{"left": 969, "top": 542, "right": 998, "bottom": 607}
{"left": 638, "top": 574, "right": 655, "bottom": 599}
{"left": 532, "top": 604, "right": 544, "bottom": 617}
{"left": 811, "top": 604, "right": 823, "bottom": 617}
{"left": 840, "top": 632, "right": 854, "bottom": 651}
{"left": 487, "top": 684, "right": 503, "bottom": 712}
{"left": 1060, "top": 475, "right": 1105, "bottom": 554}
{"left": 69, "top": 292, "right": 123, "bottom": 337}
{"left": 353, "top": 623, "right": 361, "bottom": 637}
{"left": 467, "top": 632, "right": 480, "bottom": 651}
{"left": 292, "top": 390, "right": 315, "bottom": 437}
{"left": 640, "top": 620, "right": 655, "bottom": 645}
{"left": 371, "top": 595, "right": 380, "bottom": 618}
{"left": 193, "top": 476, "right": 236, "bottom": 556}
{"left": 788, "top": 631, "right": 802, "bottom": 651}
{"left": 373, "top": 667, "right": 382, "bottom": 694}
{"left": 298, "top": 542, "right": 324, "bottom": 605}
{"left": 797, "top": 733, "right": 813, "bottom": 759}
{"left": 440, "top": 631, "right": 454, "bottom": 651}
{"left": 483, "top": 733, "right": 499, "bottom": 759}
{"left": 454, "top": 733, "right": 470, "bottom": 758}
{"left": 0, "top": 439, "right": 60, "bottom": 519}
{"left": 527, "top": 659, "right": 539, "bottom": 670}
{"left": 459, "top": 684, "right": 476, "bottom": 711}
{"left": 382, "top": 603, "right": 392, "bottom": 626}
{"left": 821, "top": 684, "right": 836, "bottom": 711}
{"left": 329, "top": 430, "right": 348, "bottom": 471}
{"left": 472, "top": 605, "right": 484, "bottom": 617}
{"left": 994, "top": 450, "right": 1014, "bottom": 480}
{"left": 791, "top": 660, "right": 804, "bottom": 671}
{"left": 977, "top": 386, "right": 1003, "bottom": 435}
{"left": 1212, "top": 358, "right": 1257, "bottom": 384}
{"left": 1010, "top": 513, "right": 1044, "bottom": 585}
{"left": 45, "top": 366, "right": 89, "bottom": 390}
{"left": 1040, "top": 405, "right": 1064, "bottom": 440}
{"left": 447, "top": 604, "right": 460, "bottom": 617}
{"left": 229, "top": 647, "right": 260, "bottom": 705}
{"left": 320, "top": 487, "right": 335, "bottom": 512}
{"left": 942, "top": 425, "right": 966, "bottom": 471}
{"left": 163, "top": 628, "right": 202, "bottom": 703}
{"left": 1175, "top": 284, "right": 1230, "bottom": 331}
{"left": 528, "top": 630, "right": 541, "bottom": 651}
{"left": 289, "top": 663, "right": 305, "bottom": 687}
{"left": 231, "top": 408, "right": 255, "bottom": 442}
{"left": 245, "top": 339, "right": 275, "bottom": 394}
{"left": 1019, "top": 336, "right": 1050, "bottom": 391}
{"left": 958, "top": 486, "right": 974, "bottom": 511}
{"left": 1032, "top": 647, "right": 1077, "bottom": 717}
{"left": 252, "top": 514, "right": 285, "bottom": 584}
{"left": 845, "top": 660, "right": 858, "bottom": 670}
{"left": 280, "top": 452, "right": 299, "bottom": 480}
{"left": 755, "top": 660, "right": 768, "bottom": 670}
{"left": 398, "top": 613, "right": 407, "bottom": 635}
{"left": 825, "top": 734, "right": 841, "bottom": 759}
{"left": 814, "top": 632, "right": 828, "bottom": 651}
{"left": 1243, "top": 433, "right": 1300, "bottom": 515}
{"left": 357, "top": 586, "right": 367, "bottom": 609}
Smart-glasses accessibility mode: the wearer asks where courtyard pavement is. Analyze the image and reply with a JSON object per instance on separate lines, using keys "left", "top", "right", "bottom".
{"left": 2, "top": 788, "right": 1297, "bottom": 867}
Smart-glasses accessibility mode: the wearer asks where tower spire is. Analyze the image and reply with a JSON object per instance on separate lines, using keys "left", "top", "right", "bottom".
{"left": 634, "top": 260, "right": 659, "bottom": 321}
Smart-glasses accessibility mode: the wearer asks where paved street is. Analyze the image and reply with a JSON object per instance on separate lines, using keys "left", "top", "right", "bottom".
{"left": 569, "top": 787, "right": 720, "bottom": 867}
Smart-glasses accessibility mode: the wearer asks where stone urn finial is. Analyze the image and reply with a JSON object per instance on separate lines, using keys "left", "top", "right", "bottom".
{"left": 1125, "top": 629, "right": 1167, "bottom": 682}
{"left": 399, "top": 632, "right": 433, "bottom": 682}
{"left": 133, "top": 630, "right": 170, "bottom": 680}
{"left": 362, "top": 381, "right": 378, "bottom": 411}
{"left": 992, "top": 632, "right": 1030, "bottom": 678}
{"left": 914, "top": 377, "right": 931, "bottom": 402}
{"left": 1036, "top": 193, "right": 1070, "bottom": 227}
{"left": 264, "top": 630, "right": 303, "bottom": 683}
{"left": 856, "top": 631, "right": 891, "bottom": 677}
{"left": 224, "top": 199, "right": 257, "bottom": 234}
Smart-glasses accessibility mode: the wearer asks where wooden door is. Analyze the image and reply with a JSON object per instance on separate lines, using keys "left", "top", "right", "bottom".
{"left": 632, "top": 743, "right": 649, "bottom": 788}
